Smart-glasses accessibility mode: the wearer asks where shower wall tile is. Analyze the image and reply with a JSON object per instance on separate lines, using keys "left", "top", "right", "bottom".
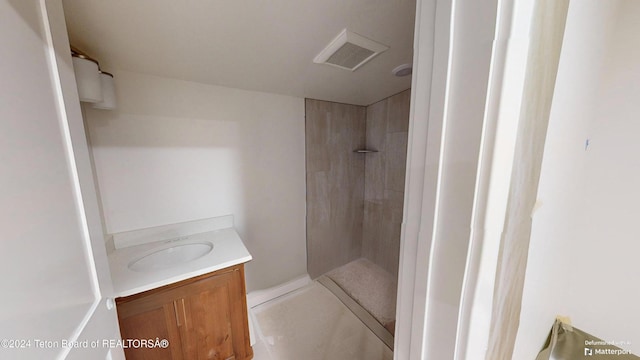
{"left": 387, "top": 90, "right": 411, "bottom": 133}
{"left": 305, "top": 100, "right": 331, "bottom": 173}
{"left": 366, "top": 100, "right": 388, "bottom": 150}
{"left": 386, "top": 189, "right": 405, "bottom": 224}
{"left": 385, "top": 132, "right": 409, "bottom": 193}
{"left": 364, "top": 101, "right": 387, "bottom": 203}
{"left": 306, "top": 99, "right": 366, "bottom": 279}
{"left": 362, "top": 89, "right": 411, "bottom": 277}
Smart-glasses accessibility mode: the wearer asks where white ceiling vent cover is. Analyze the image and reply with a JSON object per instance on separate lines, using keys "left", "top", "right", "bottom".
{"left": 314, "top": 29, "right": 389, "bottom": 71}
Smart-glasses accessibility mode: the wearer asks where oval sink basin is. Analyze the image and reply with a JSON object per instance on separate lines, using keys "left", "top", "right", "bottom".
{"left": 128, "top": 242, "right": 213, "bottom": 272}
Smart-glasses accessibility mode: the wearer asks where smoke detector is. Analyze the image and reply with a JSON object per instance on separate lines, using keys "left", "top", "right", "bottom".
{"left": 314, "top": 29, "right": 389, "bottom": 71}
{"left": 392, "top": 64, "right": 412, "bottom": 77}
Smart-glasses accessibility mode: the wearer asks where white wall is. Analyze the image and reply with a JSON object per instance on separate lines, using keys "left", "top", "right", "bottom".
{"left": 84, "top": 71, "right": 307, "bottom": 291}
{"left": 514, "top": 0, "right": 640, "bottom": 357}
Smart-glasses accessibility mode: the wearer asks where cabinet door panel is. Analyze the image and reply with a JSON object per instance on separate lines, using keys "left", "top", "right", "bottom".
{"left": 118, "top": 301, "right": 184, "bottom": 359}
{"left": 182, "top": 271, "right": 236, "bottom": 360}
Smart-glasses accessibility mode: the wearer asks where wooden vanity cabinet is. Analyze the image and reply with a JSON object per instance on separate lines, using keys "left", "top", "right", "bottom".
{"left": 116, "top": 264, "right": 253, "bottom": 360}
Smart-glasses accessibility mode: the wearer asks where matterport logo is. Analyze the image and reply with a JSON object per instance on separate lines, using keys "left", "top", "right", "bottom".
{"left": 584, "top": 339, "right": 632, "bottom": 356}
{"left": 584, "top": 347, "right": 632, "bottom": 356}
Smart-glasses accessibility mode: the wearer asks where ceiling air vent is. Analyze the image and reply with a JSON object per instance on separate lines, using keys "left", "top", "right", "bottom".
{"left": 314, "top": 29, "right": 389, "bottom": 71}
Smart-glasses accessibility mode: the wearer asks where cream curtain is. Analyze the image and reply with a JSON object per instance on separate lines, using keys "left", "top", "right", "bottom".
{"left": 485, "top": 0, "right": 570, "bottom": 358}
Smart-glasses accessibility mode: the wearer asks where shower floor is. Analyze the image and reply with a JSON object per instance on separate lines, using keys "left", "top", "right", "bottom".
{"left": 321, "top": 258, "right": 397, "bottom": 347}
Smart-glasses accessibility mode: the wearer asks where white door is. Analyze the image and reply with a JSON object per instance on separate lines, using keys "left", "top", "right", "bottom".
{"left": 0, "top": 0, "right": 124, "bottom": 359}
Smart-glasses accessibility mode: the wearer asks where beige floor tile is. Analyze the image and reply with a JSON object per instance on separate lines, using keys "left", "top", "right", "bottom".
{"left": 252, "top": 282, "right": 393, "bottom": 360}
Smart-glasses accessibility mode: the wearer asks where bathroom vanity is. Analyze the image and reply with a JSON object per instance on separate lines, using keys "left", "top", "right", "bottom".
{"left": 116, "top": 264, "right": 252, "bottom": 360}
{"left": 107, "top": 218, "right": 253, "bottom": 360}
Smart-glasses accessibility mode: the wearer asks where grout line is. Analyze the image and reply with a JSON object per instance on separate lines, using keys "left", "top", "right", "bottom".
{"left": 317, "top": 276, "right": 395, "bottom": 350}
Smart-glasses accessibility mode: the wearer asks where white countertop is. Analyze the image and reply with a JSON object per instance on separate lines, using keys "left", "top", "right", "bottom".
{"left": 108, "top": 228, "right": 252, "bottom": 298}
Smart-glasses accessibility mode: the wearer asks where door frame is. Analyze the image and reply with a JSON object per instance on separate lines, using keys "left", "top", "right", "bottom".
{"left": 395, "top": 0, "right": 517, "bottom": 358}
{"left": 42, "top": 0, "right": 124, "bottom": 358}
{"left": 393, "top": 0, "right": 454, "bottom": 358}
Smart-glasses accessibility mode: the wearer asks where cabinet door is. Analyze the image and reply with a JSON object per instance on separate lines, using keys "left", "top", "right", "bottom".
{"left": 117, "top": 295, "right": 185, "bottom": 359}
{"left": 179, "top": 267, "right": 252, "bottom": 360}
{"left": 179, "top": 270, "right": 237, "bottom": 360}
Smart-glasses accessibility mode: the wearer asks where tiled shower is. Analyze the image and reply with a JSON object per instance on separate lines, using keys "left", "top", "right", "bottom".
{"left": 304, "top": 89, "right": 410, "bottom": 333}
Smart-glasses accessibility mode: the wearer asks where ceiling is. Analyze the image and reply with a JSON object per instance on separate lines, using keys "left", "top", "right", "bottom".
{"left": 62, "top": 0, "right": 416, "bottom": 106}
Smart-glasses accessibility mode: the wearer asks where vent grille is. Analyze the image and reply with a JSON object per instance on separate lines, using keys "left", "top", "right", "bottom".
{"left": 326, "top": 42, "right": 375, "bottom": 69}
{"left": 314, "top": 29, "right": 388, "bottom": 71}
